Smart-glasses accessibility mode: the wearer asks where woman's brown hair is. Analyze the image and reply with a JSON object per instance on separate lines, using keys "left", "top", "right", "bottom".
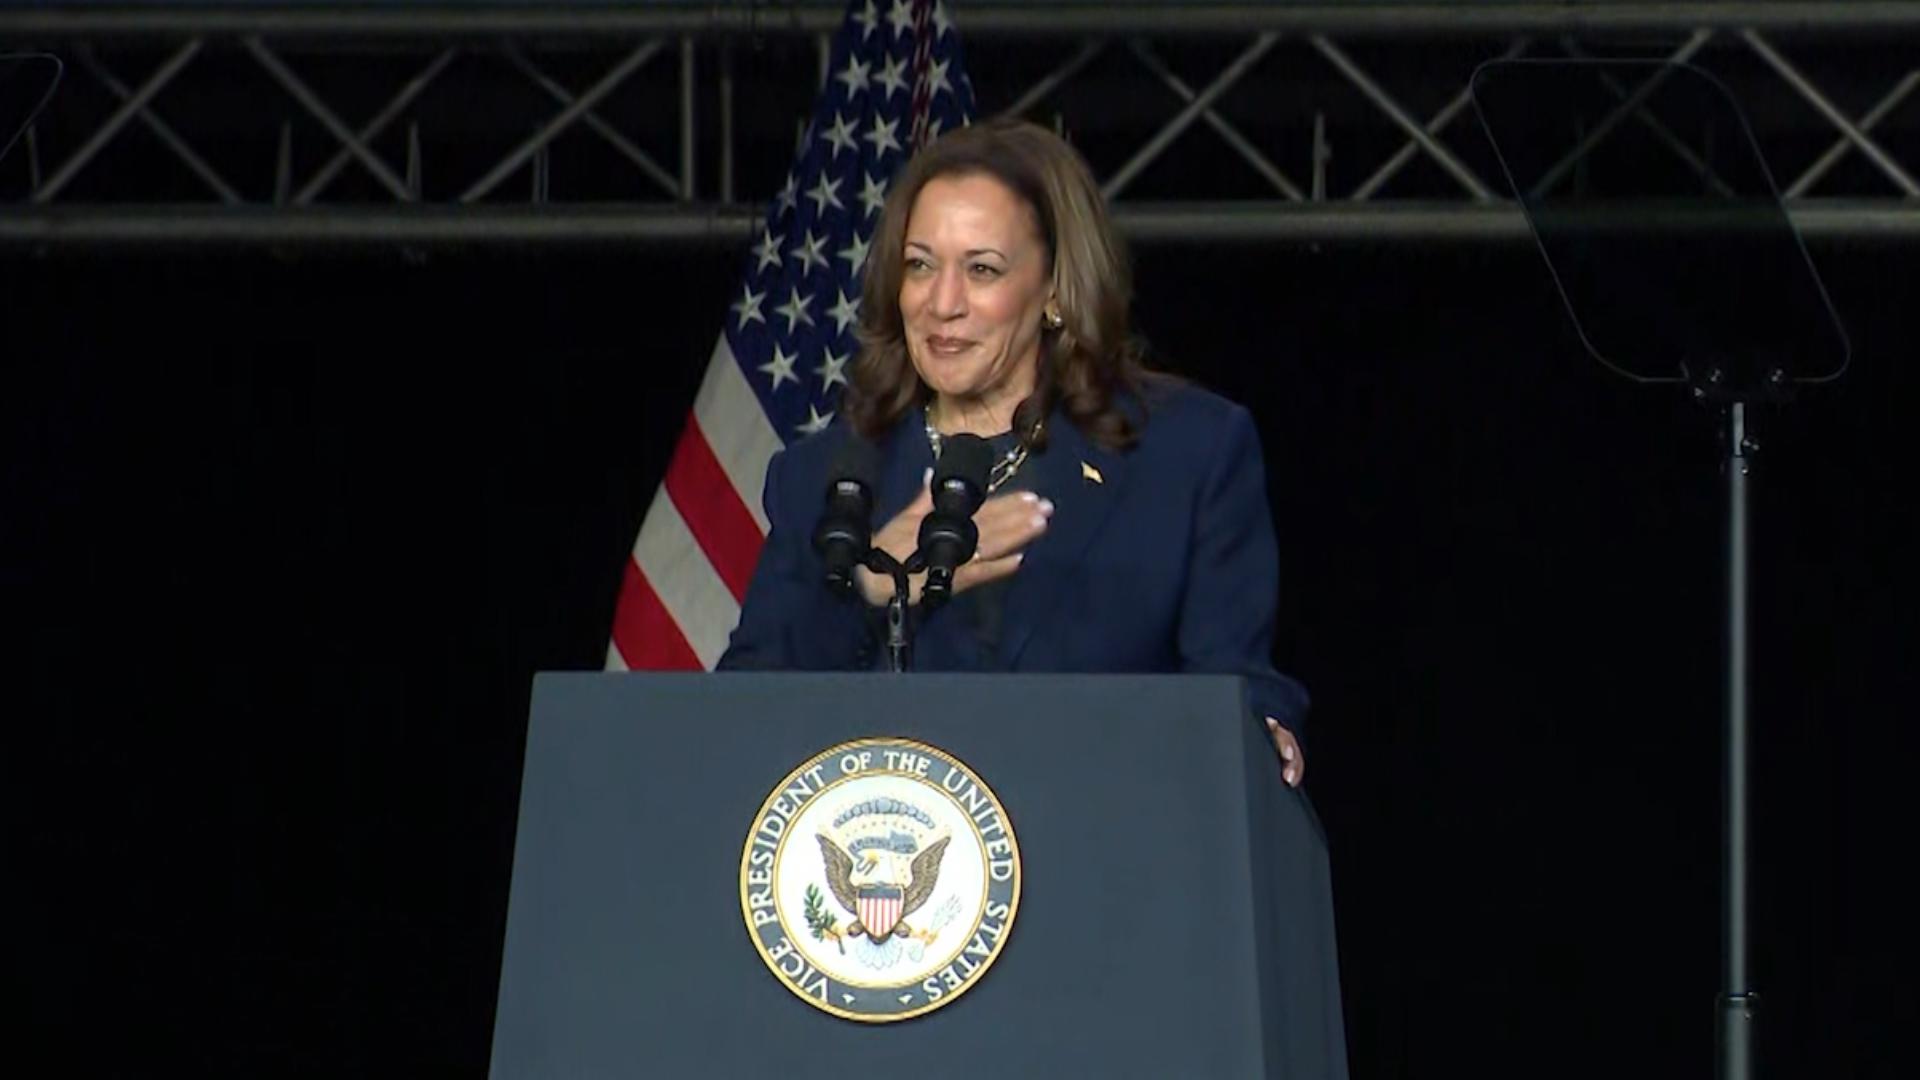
{"left": 843, "top": 117, "right": 1152, "bottom": 451}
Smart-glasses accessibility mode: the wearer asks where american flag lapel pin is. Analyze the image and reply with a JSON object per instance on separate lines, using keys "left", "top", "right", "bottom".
{"left": 1081, "top": 461, "right": 1103, "bottom": 485}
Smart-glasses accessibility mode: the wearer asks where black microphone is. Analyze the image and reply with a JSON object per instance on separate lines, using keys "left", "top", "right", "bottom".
{"left": 812, "top": 438, "right": 878, "bottom": 598}
{"left": 916, "top": 433, "right": 993, "bottom": 609}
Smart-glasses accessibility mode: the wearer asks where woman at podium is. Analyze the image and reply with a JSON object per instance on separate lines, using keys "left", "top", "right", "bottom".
{"left": 719, "top": 118, "right": 1309, "bottom": 787}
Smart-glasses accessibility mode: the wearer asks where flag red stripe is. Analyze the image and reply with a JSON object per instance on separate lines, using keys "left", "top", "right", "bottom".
{"left": 662, "top": 415, "right": 765, "bottom": 604}
{"left": 611, "top": 556, "right": 703, "bottom": 671}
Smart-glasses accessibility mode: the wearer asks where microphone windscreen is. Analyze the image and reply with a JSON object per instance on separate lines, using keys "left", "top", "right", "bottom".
{"left": 827, "top": 435, "right": 880, "bottom": 490}
{"left": 932, "top": 433, "right": 994, "bottom": 493}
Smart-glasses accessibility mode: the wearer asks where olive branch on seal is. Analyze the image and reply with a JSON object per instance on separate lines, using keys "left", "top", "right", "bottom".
{"left": 803, "top": 884, "right": 845, "bottom": 953}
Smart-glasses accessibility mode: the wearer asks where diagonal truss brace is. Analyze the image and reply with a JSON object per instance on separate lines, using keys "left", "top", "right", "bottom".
{"left": 459, "top": 40, "right": 664, "bottom": 203}
{"left": 1103, "top": 33, "right": 1279, "bottom": 200}
{"left": 33, "top": 39, "right": 201, "bottom": 203}
{"left": 73, "top": 44, "right": 240, "bottom": 204}
{"left": 1743, "top": 30, "right": 1920, "bottom": 197}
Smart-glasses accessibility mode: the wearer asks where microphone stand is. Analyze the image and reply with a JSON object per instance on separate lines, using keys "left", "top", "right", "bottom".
{"left": 861, "top": 549, "right": 918, "bottom": 673}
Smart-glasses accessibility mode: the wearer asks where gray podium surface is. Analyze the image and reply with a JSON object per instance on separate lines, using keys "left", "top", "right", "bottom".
{"left": 491, "top": 673, "right": 1346, "bottom": 1078}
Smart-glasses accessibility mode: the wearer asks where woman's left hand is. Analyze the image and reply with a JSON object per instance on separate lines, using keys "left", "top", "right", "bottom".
{"left": 1265, "top": 717, "right": 1303, "bottom": 788}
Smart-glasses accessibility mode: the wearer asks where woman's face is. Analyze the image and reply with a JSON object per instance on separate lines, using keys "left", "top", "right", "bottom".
{"left": 898, "top": 172, "right": 1053, "bottom": 411}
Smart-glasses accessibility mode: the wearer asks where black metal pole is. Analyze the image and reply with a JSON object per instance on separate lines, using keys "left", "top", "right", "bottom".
{"left": 885, "top": 585, "right": 910, "bottom": 673}
{"left": 862, "top": 549, "right": 913, "bottom": 673}
{"left": 1720, "top": 400, "right": 1758, "bottom": 1079}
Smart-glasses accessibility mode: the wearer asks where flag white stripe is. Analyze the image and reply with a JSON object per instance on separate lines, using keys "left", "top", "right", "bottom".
{"left": 633, "top": 492, "right": 741, "bottom": 670}
{"left": 691, "top": 335, "right": 782, "bottom": 533}
{"left": 604, "top": 640, "right": 630, "bottom": 672}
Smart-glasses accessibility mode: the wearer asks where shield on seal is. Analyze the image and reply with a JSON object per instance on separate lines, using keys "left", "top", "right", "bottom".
{"left": 857, "top": 885, "right": 905, "bottom": 939}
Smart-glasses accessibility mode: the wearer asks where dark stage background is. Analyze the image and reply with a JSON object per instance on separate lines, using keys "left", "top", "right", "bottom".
{"left": 10, "top": 237, "right": 1914, "bottom": 1076}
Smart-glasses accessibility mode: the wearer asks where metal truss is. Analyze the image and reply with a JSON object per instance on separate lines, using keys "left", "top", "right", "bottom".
{"left": 0, "top": 2, "right": 1914, "bottom": 248}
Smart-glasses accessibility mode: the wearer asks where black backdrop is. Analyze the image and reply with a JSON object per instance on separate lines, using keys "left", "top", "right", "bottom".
{"left": 10, "top": 238, "right": 1913, "bottom": 1077}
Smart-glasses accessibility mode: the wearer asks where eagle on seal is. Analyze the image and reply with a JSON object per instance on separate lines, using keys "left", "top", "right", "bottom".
{"left": 816, "top": 833, "right": 951, "bottom": 944}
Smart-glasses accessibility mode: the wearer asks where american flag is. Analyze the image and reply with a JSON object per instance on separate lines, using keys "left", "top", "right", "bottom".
{"left": 607, "top": 0, "right": 976, "bottom": 671}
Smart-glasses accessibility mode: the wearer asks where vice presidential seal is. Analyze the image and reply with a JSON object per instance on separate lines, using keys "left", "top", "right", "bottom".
{"left": 739, "top": 737, "right": 1021, "bottom": 1022}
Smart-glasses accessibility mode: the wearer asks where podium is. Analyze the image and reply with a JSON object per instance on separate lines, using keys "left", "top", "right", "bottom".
{"left": 490, "top": 673, "right": 1347, "bottom": 1078}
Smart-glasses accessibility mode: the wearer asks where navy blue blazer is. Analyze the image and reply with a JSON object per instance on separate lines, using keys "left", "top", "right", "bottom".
{"left": 716, "top": 382, "right": 1311, "bottom": 735}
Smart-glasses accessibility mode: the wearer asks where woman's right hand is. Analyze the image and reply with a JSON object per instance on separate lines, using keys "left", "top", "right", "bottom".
{"left": 855, "top": 481, "right": 936, "bottom": 606}
{"left": 854, "top": 474, "right": 1053, "bottom": 607}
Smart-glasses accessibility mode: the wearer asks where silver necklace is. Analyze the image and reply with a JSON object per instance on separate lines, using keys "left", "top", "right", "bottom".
{"left": 925, "top": 404, "right": 1039, "bottom": 493}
